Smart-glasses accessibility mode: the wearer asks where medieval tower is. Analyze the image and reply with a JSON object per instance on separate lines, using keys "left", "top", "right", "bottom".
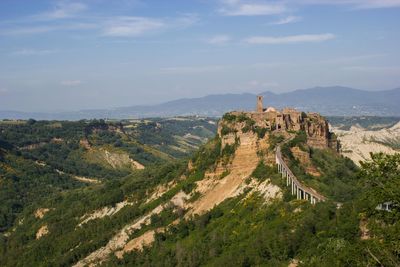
{"left": 256, "top": 95, "right": 263, "bottom": 113}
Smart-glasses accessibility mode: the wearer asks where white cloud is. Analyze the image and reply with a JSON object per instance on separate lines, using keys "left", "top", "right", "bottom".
{"left": 1, "top": 26, "right": 55, "bottom": 35}
{"left": 217, "top": 0, "right": 400, "bottom": 19}
{"left": 0, "top": 23, "right": 97, "bottom": 36}
{"left": 245, "top": 33, "right": 336, "bottom": 44}
{"left": 320, "top": 54, "right": 386, "bottom": 64}
{"left": 101, "top": 14, "right": 198, "bottom": 37}
{"left": 270, "top": 16, "right": 301, "bottom": 25}
{"left": 11, "top": 49, "right": 57, "bottom": 56}
{"left": 173, "top": 13, "right": 200, "bottom": 29}
{"left": 219, "top": 0, "right": 287, "bottom": 16}
{"left": 290, "top": 0, "right": 400, "bottom": 9}
{"left": 206, "top": 35, "right": 232, "bottom": 45}
{"left": 355, "top": 0, "right": 400, "bottom": 9}
{"left": 1, "top": 13, "right": 194, "bottom": 38}
{"left": 34, "top": 2, "right": 87, "bottom": 20}
{"left": 61, "top": 80, "right": 82, "bottom": 86}
{"left": 102, "top": 17, "right": 165, "bottom": 37}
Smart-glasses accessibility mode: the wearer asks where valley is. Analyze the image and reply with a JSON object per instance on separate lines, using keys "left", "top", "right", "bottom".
{"left": 0, "top": 107, "right": 399, "bottom": 266}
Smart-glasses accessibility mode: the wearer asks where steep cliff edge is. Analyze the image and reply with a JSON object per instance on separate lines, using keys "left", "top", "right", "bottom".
{"left": 73, "top": 112, "right": 284, "bottom": 266}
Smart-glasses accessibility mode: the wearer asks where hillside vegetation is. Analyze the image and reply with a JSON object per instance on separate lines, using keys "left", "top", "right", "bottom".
{"left": 1, "top": 115, "right": 399, "bottom": 266}
{"left": 0, "top": 118, "right": 216, "bottom": 233}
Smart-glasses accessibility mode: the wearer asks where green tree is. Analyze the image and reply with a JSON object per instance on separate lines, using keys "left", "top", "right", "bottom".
{"left": 360, "top": 153, "right": 400, "bottom": 213}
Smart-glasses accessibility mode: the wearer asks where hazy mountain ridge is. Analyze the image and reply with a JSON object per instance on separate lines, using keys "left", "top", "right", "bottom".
{"left": 1, "top": 87, "right": 399, "bottom": 120}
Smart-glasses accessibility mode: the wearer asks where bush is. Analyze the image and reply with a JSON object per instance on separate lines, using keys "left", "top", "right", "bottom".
{"left": 237, "top": 113, "right": 249, "bottom": 122}
{"left": 221, "top": 125, "right": 235, "bottom": 136}
{"left": 221, "top": 144, "right": 236, "bottom": 158}
{"left": 251, "top": 161, "right": 277, "bottom": 181}
{"left": 222, "top": 113, "right": 237, "bottom": 122}
{"left": 254, "top": 127, "right": 268, "bottom": 139}
{"left": 191, "top": 137, "right": 221, "bottom": 172}
{"left": 269, "top": 134, "right": 285, "bottom": 150}
{"left": 289, "top": 131, "right": 307, "bottom": 147}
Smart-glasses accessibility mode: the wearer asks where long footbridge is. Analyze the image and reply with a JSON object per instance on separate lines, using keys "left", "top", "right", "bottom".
{"left": 275, "top": 146, "right": 326, "bottom": 204}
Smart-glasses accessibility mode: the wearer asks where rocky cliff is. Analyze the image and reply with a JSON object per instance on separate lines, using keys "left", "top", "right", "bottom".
{"left": 224, "top": 107, "right": 338, "bottom": 151}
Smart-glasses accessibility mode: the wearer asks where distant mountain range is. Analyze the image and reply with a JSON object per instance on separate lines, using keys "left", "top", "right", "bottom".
{"left": 1, "top": 86, "right": 400, "bottom": 120}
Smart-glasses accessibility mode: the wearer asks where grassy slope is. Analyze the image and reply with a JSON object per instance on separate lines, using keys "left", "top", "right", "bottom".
{"left": 3, "top": 117, "right": 395, "bottom": 266}
{"left": 110, "top": 194, "right": 362, "bottom": 267}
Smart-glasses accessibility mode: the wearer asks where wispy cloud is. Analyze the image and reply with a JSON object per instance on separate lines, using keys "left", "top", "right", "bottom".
{"left": 0, "top": 1, "right": 197, "bottom": 38}
{"left": 245, "top": 33, "right": 336, "bottom": 44}
{"left": 11, "top": 49, "right": 58, "bottom": 56}
{"left": 0, "top": 88, "right": 8, "bottom": 94}
{"left": 102, "top": 14, "right": 198, "bottom": 37}
{"left": 1, "top": 14, "right": 193, "bottom": 37}
{"left": 206, "top": 35, "right": 232, "bottom": 45}
{"left": 159, "top": 62, "right": 292, "bottom": 74}
{"left": 356, "top": 0, "right": 400, "bottom": 9}
{"left": 33, "top": 2, "right": 87, "bottom": 20}
{"left": 219, "top": 0, "right": 287, "bottom": 16}
{"left": 291, "top": 0, "right": 400, "bottom": 9}
{"left": 61, "top": 80, "right": 82, "bottom": 86}
{"left": 102, "top": 17, "right": 166, "bottom": 37}
{"left": 173, "top": 13, "right": 199, "bottom": 29}
{"left": 270, "top": 16, "right": 301, "bottom": 25}
{"left": 320, "top": 54, "right": 386, "bottom": 64}
{"left": 0, "top": 23, "right": 97, "bottom": 36}
{"left": 1, "top": 26, "right": 55, "bottom": 35}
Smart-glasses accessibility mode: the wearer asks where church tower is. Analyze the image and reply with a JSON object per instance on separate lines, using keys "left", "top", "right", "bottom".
{"left": 256, "top": 95, "right": 263, "bottom": 113}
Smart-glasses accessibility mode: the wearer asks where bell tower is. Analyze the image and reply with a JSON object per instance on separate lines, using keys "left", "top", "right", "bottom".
{"left": 256, "top": 95, "right": 263, "bottom": 113}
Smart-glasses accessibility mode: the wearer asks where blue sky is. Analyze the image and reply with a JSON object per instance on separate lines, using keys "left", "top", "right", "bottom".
{"left": 1, "top": 0, "right": 400, "bottom": 111}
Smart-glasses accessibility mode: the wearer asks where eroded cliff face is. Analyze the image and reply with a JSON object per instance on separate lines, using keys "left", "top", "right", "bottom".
{"left": 217, "top": 115, "right": 276, "bottom": 167}
{"left": 72, "top": 110, "right": 334, "bottom": 266}
{"left": 305, "top": 113, "right": 330, "bottom": 149}
{"left": 225, "top": 108, "right": 338, "bottom": 151}
{"left": 73, "top": 115, "right": 282, "bottom": 266}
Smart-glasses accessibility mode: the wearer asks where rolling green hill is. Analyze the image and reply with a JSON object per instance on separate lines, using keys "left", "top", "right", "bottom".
{"left": 0, "top": 117, "right": 217, "bottom": 234}
{"left": 0, "top": 115, "right": 399, "bottom": 266}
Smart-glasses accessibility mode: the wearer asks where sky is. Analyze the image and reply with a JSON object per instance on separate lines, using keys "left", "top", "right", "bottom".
{"left": 0, "top": 0, "right": 400, "bottom": 112}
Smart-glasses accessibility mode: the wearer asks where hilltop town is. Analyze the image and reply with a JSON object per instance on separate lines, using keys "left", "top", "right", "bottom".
{"left": 224, "top": 95, "right": 339, "bottom": 151}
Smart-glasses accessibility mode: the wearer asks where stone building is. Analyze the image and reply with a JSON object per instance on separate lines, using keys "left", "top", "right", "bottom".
{"left": 231, "top": 96, "right": 338, "bottom": 151}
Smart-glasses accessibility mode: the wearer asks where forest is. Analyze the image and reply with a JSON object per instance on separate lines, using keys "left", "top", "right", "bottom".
{"left": 0, "top": 117, "right": 399, "bottom": 266}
